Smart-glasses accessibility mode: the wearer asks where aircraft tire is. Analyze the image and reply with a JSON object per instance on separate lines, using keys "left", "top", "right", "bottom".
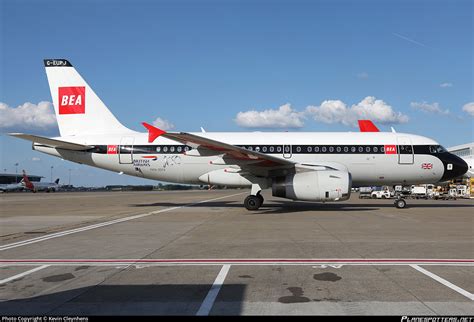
{"left": 395, "top": 199, "right": 406, "bottom": 209}
{"left": 244, "top": 195, "right": 262, "bottom": 211}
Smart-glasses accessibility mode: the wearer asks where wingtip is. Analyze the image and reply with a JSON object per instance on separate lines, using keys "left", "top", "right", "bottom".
{"left": 142, "top": 122, "right": 166, "bottom": 143}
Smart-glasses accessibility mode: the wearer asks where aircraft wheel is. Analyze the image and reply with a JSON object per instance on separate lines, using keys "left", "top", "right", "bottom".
{"left": 244, "top": 195, "right": 262, "bottom": 211}
{"left": 394, "top": 199, "right": 406, "bottom": 209}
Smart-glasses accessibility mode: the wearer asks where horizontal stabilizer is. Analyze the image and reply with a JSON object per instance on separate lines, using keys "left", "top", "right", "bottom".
{"left": 8, "top": 133, "right": 93, "bottom": 151}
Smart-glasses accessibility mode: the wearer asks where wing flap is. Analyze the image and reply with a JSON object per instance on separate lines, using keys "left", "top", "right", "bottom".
{"left": 8, "top": 133, "right": 93, "bottom": 151}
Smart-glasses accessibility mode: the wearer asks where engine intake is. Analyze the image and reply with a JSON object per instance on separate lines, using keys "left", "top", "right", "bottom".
{"left": 272, "top": 170, "right": 351, "bottom": 201}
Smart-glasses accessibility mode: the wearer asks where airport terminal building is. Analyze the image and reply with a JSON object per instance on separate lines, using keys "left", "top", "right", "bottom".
{"left": 0, "top": 173, "right": 42, "bottom": 184}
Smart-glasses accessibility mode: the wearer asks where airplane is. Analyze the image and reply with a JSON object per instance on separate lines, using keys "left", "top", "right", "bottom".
{"left": 9, "top": 59, "right": 468, "bottom": 209}
{"left": 0, "top": 182, "right": 24, "bottom": 193}
{"left": 21, "top": 170, "right": 60, "bottom": 193}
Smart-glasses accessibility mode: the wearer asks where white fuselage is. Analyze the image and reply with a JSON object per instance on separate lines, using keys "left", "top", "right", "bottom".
{"left": 33, "top": 131, "right": 450, "bottom": 187}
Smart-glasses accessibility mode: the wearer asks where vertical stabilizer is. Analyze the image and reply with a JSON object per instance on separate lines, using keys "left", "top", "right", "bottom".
{"left": 44, "top": 59, "right": 134, "bottom": 137}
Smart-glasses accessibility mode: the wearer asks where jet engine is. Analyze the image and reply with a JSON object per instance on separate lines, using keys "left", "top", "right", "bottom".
{"left": 272, "top": 170, "right": 351, "bottom": 201}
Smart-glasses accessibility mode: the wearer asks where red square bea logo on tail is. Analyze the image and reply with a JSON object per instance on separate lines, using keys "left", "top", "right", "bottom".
{"left": 58, "top": 86, "right": 85, "bottom": 114}
{"left": 384, "top": 145, "right": 397, "bottom": 154}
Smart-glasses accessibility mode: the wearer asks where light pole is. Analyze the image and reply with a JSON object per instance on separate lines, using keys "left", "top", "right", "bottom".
{"left": 50, "top": 166, "right": 54, "bottom": 182}
{"left": 14, "top": 163, "right": 19, "bottom": 183}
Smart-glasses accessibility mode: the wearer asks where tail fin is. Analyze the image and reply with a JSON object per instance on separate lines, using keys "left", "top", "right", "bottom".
{"left": 54, "top": 178, "right": 60, "bottom": 184}
{"left": 44, "top": 59, "right": 134, "bottom": 137}
{"left": 358, "top": 120, "right": 380, "bottom": 132}
{"left": 22, "top": 170, "right": 35, "bottom": 191}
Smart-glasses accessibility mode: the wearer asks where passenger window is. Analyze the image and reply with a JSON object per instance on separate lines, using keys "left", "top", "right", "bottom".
{"left": 322, "top": 147, "right": 327, "bottom": 153}
{"left": 429, "top": 146, "right": 437, "bottom": 154}
{"left": 156, "top": 146, "right": 161, "bottom": 152}
{"left": 284, "top": 146, "right": 290, "bottom": 152}
{"left": 170, "top": 146, "right": 175, "bottom": 152}
{"left": 329, "top": 146, "right": 334, "bottom": 153}
{"left": 315, "top": 146, "right": 320, "bottom": 152}
{"left": 336, "top": 147, "right": 341, "bottom": 153}
{"left": 307, "top": 146, "right": 312, "bottom": 153}
{"left": 366, "top": 147, "right": 370, "bottom": 153}
{"left": 270, "top": 146, "right": 275, "bottom": 153}
{"left": 255, "top": 146, "right": 260, "bottom": 152}
{"left": 277, "top": 146, "right": 282, "bottom": 153}
{"left": 351, "top": 147, "right": 356, "bottom": 153}
{"left": 344, "top": 147, "right": 348, "bottom": 153}
{"left": 184, "top": 146, "right": 190, "bottom": 151}
{"left": 374, "top": 146, "right": 378, "bottom": 153}
{"left": 358, "top": 146, "right": 364, "bottom": 152}
{"left": 262, "top": 146, "right": 267, "bottom": 152}
{"left": 177, "top": 146, "right": 182, "bottom": 152}
{"left": 163, "top": 146, "right": 168, "bottom": 152}
{"left": 296, "top": 146, "right": 301, "bottom": 152}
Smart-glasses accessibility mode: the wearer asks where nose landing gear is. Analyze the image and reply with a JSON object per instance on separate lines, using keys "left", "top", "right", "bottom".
{"left": 394, "top": 198, "right": 406, "bottom": 209}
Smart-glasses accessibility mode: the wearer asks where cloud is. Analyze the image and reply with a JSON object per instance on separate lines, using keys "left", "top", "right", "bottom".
{"left": 462, "top": 102, "right": 474, "bottom": 116}
{"left": 0, "top": 101, "right": 57, "bottom": 132}
{"left": 357, "top": 72, "right": 369, "bottom": 79}
{"left": 235, "top": 103, "right": 305, "bottom": 128}
{"left": 439, "top": 82, "right": 453, "bottom": 88}
{"left": 410, "top": 101, "right": 450, "bottom": 114}
{"left": 32, "top": 157, "right": 41, "bottom": 161}
{"left": 306, "top": 96, "right": 409, "bottom": 126}
{"left": 152, "top": 117, "right": 175, "bottom": 130}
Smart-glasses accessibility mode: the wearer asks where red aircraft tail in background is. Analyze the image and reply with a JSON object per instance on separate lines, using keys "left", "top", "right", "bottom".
{"left": 358, "top": 120, "right": 380, "bottom": 132}
{"left": 22, "top": 170, "right": 35, "bottom": 191}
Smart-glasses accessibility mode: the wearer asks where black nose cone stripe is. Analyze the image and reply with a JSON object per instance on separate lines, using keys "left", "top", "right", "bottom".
{"left": 439, "top": 152, "right": 469, "bottom": 181}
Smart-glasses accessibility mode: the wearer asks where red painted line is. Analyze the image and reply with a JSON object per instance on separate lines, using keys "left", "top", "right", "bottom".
{"left": 0, "top": 259, "right": 473, "bottom": 264}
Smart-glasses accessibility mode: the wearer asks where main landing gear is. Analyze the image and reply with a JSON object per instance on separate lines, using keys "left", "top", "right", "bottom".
{"left": 244, "top": 193, "right": 264, "bottom": 211}
{"left": 244, "top": 184, "right": 264, "bottom": 211}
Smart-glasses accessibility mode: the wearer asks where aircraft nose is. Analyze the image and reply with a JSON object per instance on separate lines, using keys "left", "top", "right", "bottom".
{"left": 440, "top": 153, "right": 469, "bottom": 181}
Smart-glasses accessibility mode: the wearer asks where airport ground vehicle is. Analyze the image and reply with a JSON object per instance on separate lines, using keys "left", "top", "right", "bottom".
{"left": 359, "top": 187, "right": 373, "bottom": 199}
{"left": 9, "top": 59, "right": 469, "bottom": 210}
{"left": 371, "top": 187, "right": 392, "bottom": 199}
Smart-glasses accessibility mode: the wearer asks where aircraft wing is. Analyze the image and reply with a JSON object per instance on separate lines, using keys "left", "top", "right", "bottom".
{"left": 8, "top": 134, "right": 93, "bottom": 151}
{"left": 142, "top": 122, "right": 294, "bottom": 168}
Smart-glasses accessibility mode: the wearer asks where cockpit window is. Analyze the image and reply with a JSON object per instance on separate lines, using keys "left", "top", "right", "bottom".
{"left": 429, "top": 145, "right": 447, "bottom": 154}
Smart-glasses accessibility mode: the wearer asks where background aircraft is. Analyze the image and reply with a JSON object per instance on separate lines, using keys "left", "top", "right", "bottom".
{"left": 21, "top": 170, "right": 60, "bottom": 193}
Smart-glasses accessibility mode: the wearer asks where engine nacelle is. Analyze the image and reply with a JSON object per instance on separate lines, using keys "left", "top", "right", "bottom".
{"left": 272, "top": 170, "right": 352, "bottom": 201}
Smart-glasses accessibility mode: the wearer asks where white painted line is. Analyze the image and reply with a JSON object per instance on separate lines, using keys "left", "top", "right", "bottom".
{"left": 1, "top": 259, "right": 473, "bottom": 267}
{"left": 410, "top": 264, "right": 474, "bottom": 301}
{"left": 0, "top": 265, "right": 49, "bottom": 284}
{"left": 196, "top": 264, "right": 231, "bottom": 316}
{"left": 0, "top": 192, "right": 244, "bottom": 252}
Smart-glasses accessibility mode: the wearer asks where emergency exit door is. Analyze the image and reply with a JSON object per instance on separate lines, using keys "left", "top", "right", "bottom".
{"left": 397, "top": 136, "right": 414, "bottom": 164}
{"left": 119, "top": 137, "right": 134, "bottom": 164}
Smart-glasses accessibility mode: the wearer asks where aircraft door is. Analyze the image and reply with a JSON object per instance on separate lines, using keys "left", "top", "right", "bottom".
{"left": 283, "top": 145, "right": 292, "bottom": 159}
{"left": 119, "top": 137, "right": 134, "bottom": 164}
{"left": 397, "top": 136, "right": 414, "bottom": 164}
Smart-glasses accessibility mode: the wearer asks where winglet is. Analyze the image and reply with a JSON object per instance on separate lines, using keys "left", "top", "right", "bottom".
{"left": 358, "top": 120, "right": 380, "bottom": 132}
{"left": 142, "top": 122, "right": 167, "bottom": 143}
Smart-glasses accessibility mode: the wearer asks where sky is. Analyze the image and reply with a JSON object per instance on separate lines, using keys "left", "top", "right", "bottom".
{"left": 0, "top": 0, "right": 473, "bottom": 186}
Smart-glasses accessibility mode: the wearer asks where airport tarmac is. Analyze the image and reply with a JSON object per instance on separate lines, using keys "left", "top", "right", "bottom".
{"left": 0, "top": 190, "right": 473, "bottom": 315}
